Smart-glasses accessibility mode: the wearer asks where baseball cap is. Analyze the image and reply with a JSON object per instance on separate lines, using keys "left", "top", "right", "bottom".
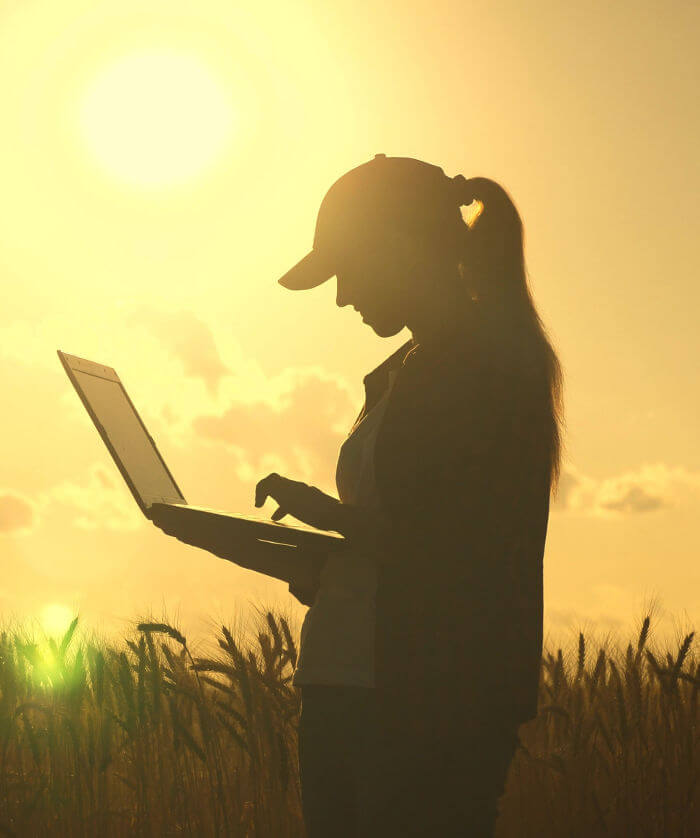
{"left": 277, "top": 153, "right": 460, "bottom": 290}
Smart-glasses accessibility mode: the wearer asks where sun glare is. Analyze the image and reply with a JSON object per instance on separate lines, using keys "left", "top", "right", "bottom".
{"left": 79, "top": 49, "right": 236, "bottom": 188}
{"left": 40, "top": 603, "right": 75, "bottom": 637}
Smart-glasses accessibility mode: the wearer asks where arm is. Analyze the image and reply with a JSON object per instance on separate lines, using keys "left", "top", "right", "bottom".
{"left": 324, "top": 500, "right": 388, "bottom": 546}
{"left": 149, "top": 504, "right": 322, "bottom": 585}
{"left": 288, "top": 553, "right": 327, "bottom": 606}
{"left": 284, "top": 503, "right": 386, "bottom": 606}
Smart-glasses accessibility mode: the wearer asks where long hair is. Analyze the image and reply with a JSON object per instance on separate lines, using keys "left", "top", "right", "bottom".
{"left": 429, "top": 174, "right": 566, "bottom": 500}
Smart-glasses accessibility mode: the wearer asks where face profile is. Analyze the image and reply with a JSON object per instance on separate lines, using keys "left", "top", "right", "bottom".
{"left": 334, "top": 228, "right": 439, "bottom": 339}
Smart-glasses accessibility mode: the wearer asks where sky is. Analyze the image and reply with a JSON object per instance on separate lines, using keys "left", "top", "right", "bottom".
{"left": 0, "top": 0, "right": 698, "bottom": 653}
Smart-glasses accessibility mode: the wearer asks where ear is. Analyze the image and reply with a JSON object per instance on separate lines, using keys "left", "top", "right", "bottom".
{"left": 385, "top": 227, "right": 428, "bottom": 273}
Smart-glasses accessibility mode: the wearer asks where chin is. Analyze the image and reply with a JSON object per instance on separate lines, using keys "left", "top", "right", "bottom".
{"left": 368, "top": 319, "right": 405, "bottom": 338}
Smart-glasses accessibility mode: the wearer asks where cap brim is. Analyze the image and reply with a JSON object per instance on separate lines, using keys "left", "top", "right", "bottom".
{"left": 277, "top": 249, "right": 335, "bottom": 290}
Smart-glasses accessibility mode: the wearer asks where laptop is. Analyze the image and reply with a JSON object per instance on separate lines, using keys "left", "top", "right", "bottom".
{"left": 57, "top": 350, "right": 347, "bottom": 553}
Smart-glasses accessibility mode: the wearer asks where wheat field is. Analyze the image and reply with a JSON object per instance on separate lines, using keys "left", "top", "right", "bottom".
{"left": 0, "top": 607, "right": 697, "bottom": 837}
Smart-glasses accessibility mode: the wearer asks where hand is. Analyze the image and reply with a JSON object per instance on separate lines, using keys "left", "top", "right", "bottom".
{"left": 149, "top": 506, "right": 236, "bottom": 555}
{"left": 149, "top": 504, "right": 310, "bottom": 582}
{"left": 254, "top": 473, "right": 340, "bottom": 532}
{"left": 289, "top": 556, "right": 325, "bottom": 607}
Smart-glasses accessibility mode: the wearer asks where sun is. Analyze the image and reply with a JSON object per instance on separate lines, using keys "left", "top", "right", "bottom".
{"left": 78, "top": 49, "right": 236, "bottom": 188}
{"left": 40, "top": 603, "right": 76, "bottom": 637}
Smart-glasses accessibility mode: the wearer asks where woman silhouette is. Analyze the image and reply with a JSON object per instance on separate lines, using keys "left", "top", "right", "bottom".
{"left": 253, "top": 154, "right": 565, "bottom": 837}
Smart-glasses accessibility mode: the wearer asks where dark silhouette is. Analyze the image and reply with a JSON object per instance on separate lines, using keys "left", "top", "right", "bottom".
{"left": 154, "top": 154, "right": 564, "bottom": 837}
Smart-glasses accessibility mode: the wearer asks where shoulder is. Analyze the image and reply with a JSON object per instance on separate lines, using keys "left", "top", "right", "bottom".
{"left": 398, "top": 335, "right": 516, "bottom": 396}
{"left": 397, "top": 336, "right": 547, "bottom": 434}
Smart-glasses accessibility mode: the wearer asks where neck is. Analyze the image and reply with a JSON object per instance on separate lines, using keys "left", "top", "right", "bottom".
{"left": 407, "top": 297, "right": 475, "bottom": 352}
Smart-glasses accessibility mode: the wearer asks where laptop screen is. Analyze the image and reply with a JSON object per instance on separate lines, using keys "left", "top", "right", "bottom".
{"left": 62, "top": 355, "right": 186, "bottom": 511}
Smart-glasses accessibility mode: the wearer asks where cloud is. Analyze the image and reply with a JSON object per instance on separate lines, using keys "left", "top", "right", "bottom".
{"left": 128, "top": 306, "right": 230, "bottom": 397}
{"left": 0, "top": 491, "right": 37, "bottom": 535}
{"left": 39, "top": 463, "right": 143, "bottom": 531}
{"left": 598, "top": 482, "right": 664, "bottom": 513}
{"left": 554, "top": 462, "right": 700, "bottom": 517}
{"left": 192, "top": 366, "right": 358, "bottom": 489}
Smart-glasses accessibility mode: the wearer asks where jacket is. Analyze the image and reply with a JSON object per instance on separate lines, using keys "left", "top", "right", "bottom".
{"left": 293, "top": 332, "right": 551, "bottom": 739}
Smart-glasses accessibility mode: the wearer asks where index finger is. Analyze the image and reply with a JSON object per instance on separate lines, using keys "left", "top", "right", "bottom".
{"left": 255, "top": 472, "right": 284, "bottom": 507}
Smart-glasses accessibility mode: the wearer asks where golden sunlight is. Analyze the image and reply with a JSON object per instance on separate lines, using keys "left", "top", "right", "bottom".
{"left": 40, "top": 603, "right": 76, "bottom": 637}
{"left": 78, "top": 49, "right": 236, "bottom": 188}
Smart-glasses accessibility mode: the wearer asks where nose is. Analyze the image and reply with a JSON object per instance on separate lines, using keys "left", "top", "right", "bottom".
{"left": 336, "top": 276, "right": 351, "bottom": 308}
{"left": 336, "top": 275, "right": 364, "bottom": 315}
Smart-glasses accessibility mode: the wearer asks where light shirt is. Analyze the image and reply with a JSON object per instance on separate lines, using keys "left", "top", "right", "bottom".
{"left": 292, "top": 369, "right": 398, "bottom": 687}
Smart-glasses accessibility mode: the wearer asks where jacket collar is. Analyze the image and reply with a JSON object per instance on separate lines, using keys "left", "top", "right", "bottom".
{"left": 362, "top": 338, "right": 416, "bottom": 409}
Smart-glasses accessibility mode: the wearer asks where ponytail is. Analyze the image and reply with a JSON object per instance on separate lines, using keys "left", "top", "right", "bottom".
{"left": 449, "top": 174, "right": 525, "bottom": 313}
{"left": 446, "top": 172, "right": 566, "bottom": 498}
